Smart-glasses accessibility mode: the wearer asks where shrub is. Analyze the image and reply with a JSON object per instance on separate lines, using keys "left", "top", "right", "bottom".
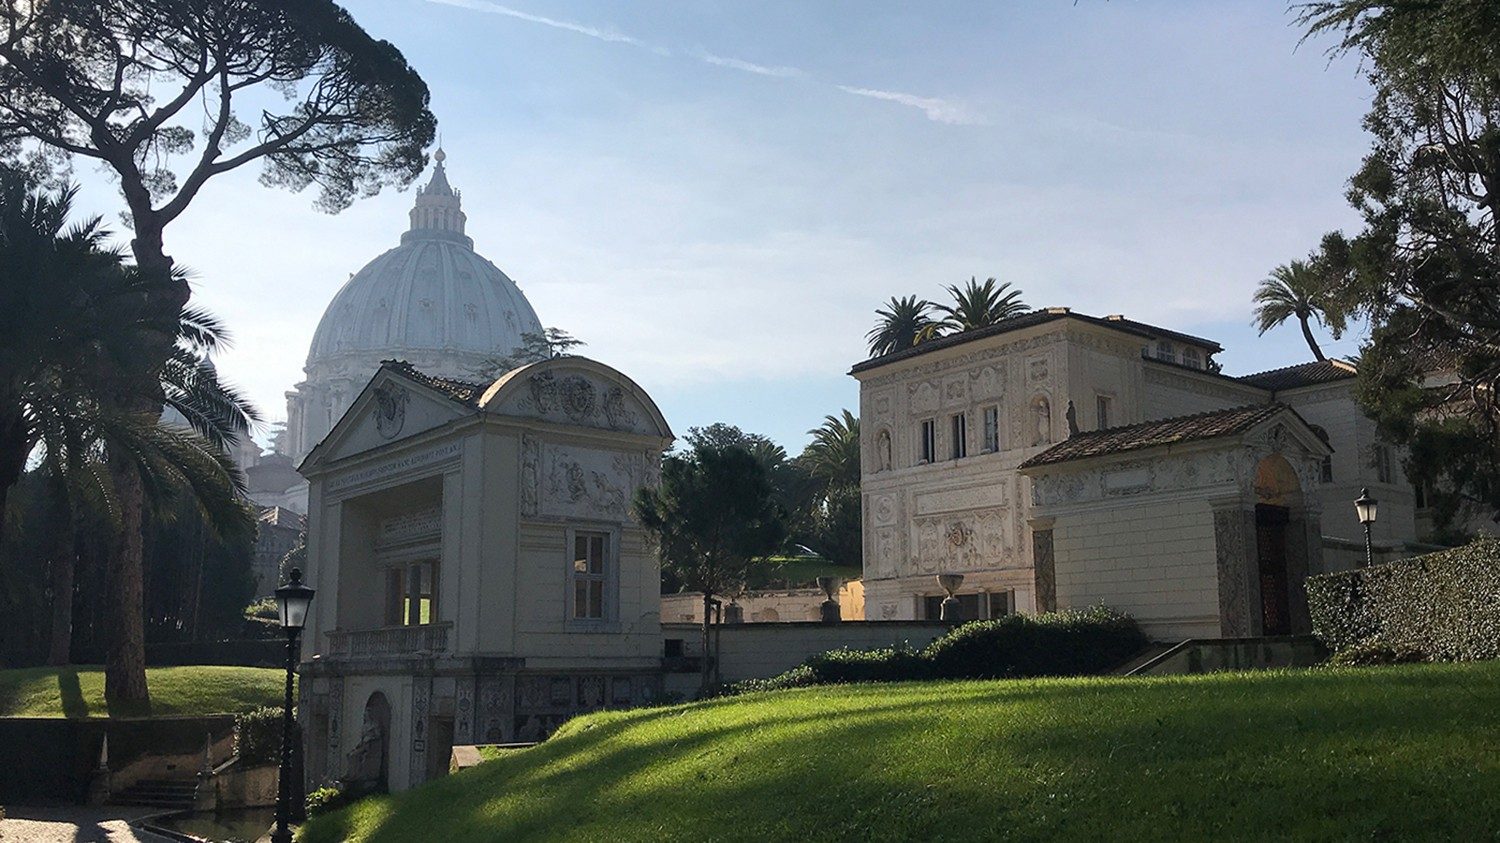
{"left": 1306, "top": 538, "right": 1500, "bottom": 661}
{"left": 244, "top": 597, "right": 278, "bottom": 620}
{"left": 1324, "top": 640, "right": 1429, "bottom": 667}
{"left": 725, "top": 606, "right": 1146, "bottom": 695}
{"left": 306, "top": 784, "right": 350, "bottom": 818}
{"left": 923, "top": 606, "right": 1148, "bottom": 679}
{"left": 235, "top": 705, "right": 288, "bottom": 765}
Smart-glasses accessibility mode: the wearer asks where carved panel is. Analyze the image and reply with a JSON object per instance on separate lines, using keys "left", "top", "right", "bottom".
{"left": 326, "top": 677, "right": 343, "bottom": 775}
{"left": 409, "top": 679, "right": 430, "bottom": 786}
{"left": 520, "top": 435, "right": 541, "bottom": 517}
{"left": 506, "top": 371, "right": 657, "bottom": 434}
{"left": 376, "top": 506, "right": 441, "bottom": 548}
{"left": 533, "top": 444, "right": 648, "bottom": 521}
{"left": 871, "top": 494, "right": 897, "bottom": 527}
{"left": 1032, "top": 528, "right": 1056, "bottom": 612}
{"left": 455, "top": 677, "right": 475, "bottom": 745}
{"left": 909, "top": 508, "right": 1015, "bottom": 574}
{"left": 910, "top": 381, "right": 940, "bottom": 414}
{"left": 1213, "top": 507, "right": 1252, "bottom": 637}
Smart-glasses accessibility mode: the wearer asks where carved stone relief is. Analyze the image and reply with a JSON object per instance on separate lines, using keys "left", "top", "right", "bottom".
{"left": 510, "top": 371, "right": 655, "bottom": 434}
{"left": 910, "top": 381, "right": 939, "bottom": 414}
{"left": 520, "top": 435, "right": 541, "bottom": 517}
{"left": 376, "top": 506, "right": 441, "bottom": 548}
{"left": 409, "top": 679, "right": 430, "bottom": 786}
{"left": 909, "top": 508, "right": 1014, "bottom": 574}
{"left": 871, "top": 493, "right": 897, "bottom": 527}
{"left": 530, "top": 443, "right": 649, "bottom": 521}
{"left": 1032, "top": 528, "right": 1056, "bottom": 612}
{"left": 374, "top": 382, "right": 409, "bottom": 440}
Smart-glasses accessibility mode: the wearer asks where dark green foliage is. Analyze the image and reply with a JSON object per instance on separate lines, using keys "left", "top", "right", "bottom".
{"left": 307, "top": 784, "right": 353, "bottom": 818}
{"left": 727, "top": 607, "right": 1146, "bottom": 694}
{"left": 1323, "top": 640, "right": 1428, "bottom": 667}
{"left": 866, "top": 295, "right": 938, "bottom": 357}
{"left": 1293, "top": 2, "right": 1500, "bottom": 529}
{"left": 1306, "top": 538, "right": 1500, "bottom": 661}
{"left": 234, "top": 705, "right": 285, "bottom": 765}
{"left": 934, "top": 276, "right": 1029, "bottom": 332}
{"left": 922, "top": 606, "right": 1149, "bottom": 680}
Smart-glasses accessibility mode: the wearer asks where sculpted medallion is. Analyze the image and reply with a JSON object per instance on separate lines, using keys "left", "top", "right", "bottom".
{"left": 373, "top": 383, "right": 409, "bottom": 440}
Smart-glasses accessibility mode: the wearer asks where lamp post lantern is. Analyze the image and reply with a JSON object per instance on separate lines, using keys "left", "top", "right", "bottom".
{"left": 271, "top": 568, "right": 314, "bottom": 843}
{"left": 1355, "top": 488, "right": 1378, "bottom": 567}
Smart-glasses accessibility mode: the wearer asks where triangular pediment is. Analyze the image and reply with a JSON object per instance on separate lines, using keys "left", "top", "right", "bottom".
{"left": 300, "top": 366, "right": 473, "bottom": 472}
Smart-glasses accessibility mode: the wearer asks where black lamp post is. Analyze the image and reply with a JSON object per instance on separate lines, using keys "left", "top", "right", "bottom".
{"left": 271, "top": 568, "right": 315, "bottom": 843}
{"left": 1355, "top": 487, "right": 1379, "bottom": 567}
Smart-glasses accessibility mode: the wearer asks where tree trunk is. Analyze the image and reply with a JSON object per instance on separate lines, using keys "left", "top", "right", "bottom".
{"left": 95, "top": 218, "right": 183, "bottom": 707}
{"left": 700, "top": 592, "right": 714, "bottom": 696}
{"left": 1299, "top": 316, "right": 1326, "bottom": 362}
{"left": 103, "top": 453, "right": 150, "bottom": 707}
{"left": 46, "top": 533, "right": 75, "bottom": 666}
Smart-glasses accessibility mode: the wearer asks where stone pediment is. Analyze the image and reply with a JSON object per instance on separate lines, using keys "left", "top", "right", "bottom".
{"left": 301, "top": 367, "right": 473, "bottom": 471}
{"left": 480, "top": 357, "right": 672, "bottom": 440}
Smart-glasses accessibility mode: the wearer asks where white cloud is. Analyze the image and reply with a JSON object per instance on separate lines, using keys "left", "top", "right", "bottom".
{"left": 835, "top": 85, "right": 988, "bottom": 126}
{"left": 692, "top": 49, "right": 804, "bottom": 79}
{"left": 427, "top": 0, "right": 657, "bottom": 50}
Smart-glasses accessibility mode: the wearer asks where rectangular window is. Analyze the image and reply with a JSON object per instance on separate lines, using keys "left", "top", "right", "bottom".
{"left": 384, "top": 562, "right": 437, "bottom": 626}
{"left": 1374, "top": 445, "right": 1393, "bottom": 484}
{"left": 923, "top": 593, "right": 981, "bottom": 621}
{"left": 1320, "top": 455, "right": 1334, "bottom": 484}
{"left": 987, "top": 591, "right": 1015, "bottom": 618}
{"left": 950, "top": 413, "right": 967, "bottom": 460}
{"left": 1095, "top": 395, "right": 1112, "bottom": 430}
{"left": 982, "top": 406, "right": 1000, "bottom": 452}
{"left": 572, "top": 531, "right": 608, "bottom": 620}
{"left": 919, "top": 419, "right": 936, "bottom": 464}
{"left": 1182, "top": 347, "right": 1202, "bottom": 369}
{"left": 1155, "top": 341, "right": 1175, "bottom": 363}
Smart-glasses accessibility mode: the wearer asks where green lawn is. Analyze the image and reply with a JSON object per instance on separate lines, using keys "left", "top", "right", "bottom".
{"left": 302, "top": 662, "right": 1500, "bottom": 842}
{"left": 0, "top": 665, "right": 284, "bottom": 718}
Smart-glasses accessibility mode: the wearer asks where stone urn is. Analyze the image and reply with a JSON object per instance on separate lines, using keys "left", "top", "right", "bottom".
{"left": 936, "top": 573, "right": 965, "bottom": 623}
{"left": 816, "top": 576, "right": 841, "bottom": 624}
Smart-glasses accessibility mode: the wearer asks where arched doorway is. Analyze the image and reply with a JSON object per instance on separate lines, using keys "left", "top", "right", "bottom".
{"left": 347, "top": 692, "right": 391, "bottom": 792}
{"left": 1253, "top": 454, "right": 1302, "bottom": 636}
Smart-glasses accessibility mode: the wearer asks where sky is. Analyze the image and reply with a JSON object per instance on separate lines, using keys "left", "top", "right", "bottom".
{"left": 63, "top": 1, "right": 1376, "bottom": 453}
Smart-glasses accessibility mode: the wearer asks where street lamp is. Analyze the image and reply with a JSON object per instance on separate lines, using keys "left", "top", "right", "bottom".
{"left": 1355, "top": 488, "right": 1378, "bottom": 567}
{"left": 271, "top": 568, "right": 315, "bottom": 843}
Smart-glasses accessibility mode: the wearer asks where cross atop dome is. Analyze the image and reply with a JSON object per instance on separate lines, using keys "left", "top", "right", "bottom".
{"left": 404, "top": 147, "right": 470, "bottom": 247}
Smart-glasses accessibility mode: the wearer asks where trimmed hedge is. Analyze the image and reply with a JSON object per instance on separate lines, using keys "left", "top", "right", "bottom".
{"left": 1306, "top": 537, "right": 1500, "bottom": 661}
{"left": 728, "top": 606, "right": 1146, "bottom": 694}
{"left": 235, "top": 705, "right": 286, "bottom": 765}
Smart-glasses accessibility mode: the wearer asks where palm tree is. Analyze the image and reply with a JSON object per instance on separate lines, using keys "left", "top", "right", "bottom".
{"left": 935, "top": 277, "right": 1029, "bottom": 332}
{"left": 866, "top": 296, "right": 939, "bottom": 357}
{"left": 800, "top": 411, "right": 860, "bottom": 491}
{"left": 1252, "top": 259, "right": 1345, "bottom": 361}
{"left": 1, "top": 171, "right": 255, "bottom": 690}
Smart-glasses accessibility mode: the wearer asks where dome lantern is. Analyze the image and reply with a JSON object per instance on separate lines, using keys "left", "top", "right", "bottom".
{"left": 404, "top": 147, "right": 469, "bottom": 247}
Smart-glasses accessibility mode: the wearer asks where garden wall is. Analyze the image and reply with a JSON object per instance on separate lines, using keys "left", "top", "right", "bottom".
{"left": 0, "top": 714, "right": 235, "bottom": 803}
{"left": 662, "top": 621, "right": 949, "bottom": 684}
{"left": 1306, "top": 538, "right": 1500, "bottom": 658}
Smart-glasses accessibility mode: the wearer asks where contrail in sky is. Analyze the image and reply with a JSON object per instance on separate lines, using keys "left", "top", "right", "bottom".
{"left": 426, "top": 0, "right": 986, "bottom": 126}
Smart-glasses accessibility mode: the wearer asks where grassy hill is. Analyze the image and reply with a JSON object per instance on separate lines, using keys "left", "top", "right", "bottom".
{"left": 0, "top": 665, "right": 284, "bottom": 718}
{"left": 301, "top": 661, "right": 1500, "bottom": 842}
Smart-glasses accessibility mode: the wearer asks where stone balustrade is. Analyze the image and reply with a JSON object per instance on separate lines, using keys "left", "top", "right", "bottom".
{"left": 326, "top": 622, "right": 452, "bottom": 659}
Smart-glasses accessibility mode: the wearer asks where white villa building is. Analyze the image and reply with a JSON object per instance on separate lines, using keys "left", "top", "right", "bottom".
{"left": 297, "top": 356, "right": 672, "bottom": 792}
{"left": 853, "top": 308, "right": 1422, "bottom": 640}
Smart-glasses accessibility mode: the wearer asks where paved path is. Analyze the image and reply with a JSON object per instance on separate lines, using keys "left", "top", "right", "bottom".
{"left": 0, "top": 805, "right": 175, "bottom": 843}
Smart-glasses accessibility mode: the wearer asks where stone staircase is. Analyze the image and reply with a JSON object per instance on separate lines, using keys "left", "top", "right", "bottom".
{"left": 109, "top": 776, "right": 202, "bottom": 811}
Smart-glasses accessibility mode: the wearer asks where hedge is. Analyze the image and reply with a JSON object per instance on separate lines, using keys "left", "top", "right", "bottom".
{"left": 1305, "top": 537, "right": 1500, "bottom": 661}
{"left": 728, "top": 606, "right": 1146, "bottom": 694}
{"left": 236, "top": 706, "right": 288, "bottom": 765}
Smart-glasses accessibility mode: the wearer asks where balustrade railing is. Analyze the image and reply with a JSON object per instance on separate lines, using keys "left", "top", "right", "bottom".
{"left": 326, "top": 622, "right": 452, "bottom": 659}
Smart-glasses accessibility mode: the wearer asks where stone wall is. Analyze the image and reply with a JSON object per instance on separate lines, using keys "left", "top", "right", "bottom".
{"left": 663, "top": 621, "right": 949, "bottom": 684}
{"left": 661, "top": 581, "right": 865, "bottom": 624}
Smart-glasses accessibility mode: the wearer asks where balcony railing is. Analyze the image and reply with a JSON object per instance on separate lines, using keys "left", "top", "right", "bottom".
{"left": 326, "top": 622, "right": 452, "bottom": 659}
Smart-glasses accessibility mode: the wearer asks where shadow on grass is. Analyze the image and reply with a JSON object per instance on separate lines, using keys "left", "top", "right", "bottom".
{"left": 305, "top": 663, "right": 1500, "bottom": 843}
{"left": 56, "top": 668, "right": 88, "bottom": 718}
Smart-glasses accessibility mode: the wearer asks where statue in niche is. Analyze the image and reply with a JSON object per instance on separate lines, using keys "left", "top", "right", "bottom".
{"left": 1032, "top": 396, "right": 1052, "bottom": 446}
{"left": 877, "top": 429, "right": 892, "bottom": 471}
{"left": 1065, "top": 400, "right": 1079, "bottom": 437}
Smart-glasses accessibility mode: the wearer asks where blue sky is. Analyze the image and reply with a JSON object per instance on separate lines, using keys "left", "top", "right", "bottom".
{"left": 67, "top": 1, "right": 1374, "bottom": 452}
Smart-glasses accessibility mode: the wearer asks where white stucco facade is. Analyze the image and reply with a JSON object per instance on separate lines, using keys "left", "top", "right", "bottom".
{"left": 297, "top": 356, "right": 671, "bottom": 793}
{"left": 852, "top": 308, "right": 1421, "bottom": 640}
